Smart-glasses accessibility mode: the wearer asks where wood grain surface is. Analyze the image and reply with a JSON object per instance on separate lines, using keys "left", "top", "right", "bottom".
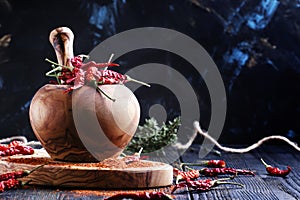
{"left": 181, "top": 144, "right": 300, "bottom": 200}
{"left": 29, "top": 27, "right": 141, "bottom": 163}
{"left": 0, "top": 149, "right": 173, "bottom": 189}
{"left": 29, "top": 84, "right": 140, "bottom": 162}
{"left": 0, "top": 144, "right": 299, "bottom": 199}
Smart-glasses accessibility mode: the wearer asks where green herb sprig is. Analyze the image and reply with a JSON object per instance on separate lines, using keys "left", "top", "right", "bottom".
{"left": 125, "top": 116, "right": 181, "bottom": 154}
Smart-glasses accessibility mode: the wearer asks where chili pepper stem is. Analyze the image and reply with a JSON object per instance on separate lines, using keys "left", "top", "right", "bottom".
{"left": 51, "top": 64, "right": 61, "bottom": 84}
{"left": 180, "top": 162, "right": 208, "bottom": 170}
{"left": 215, "top": 176, "right": 234, "bottom": 181}
{"left": 180, "top": 160, "right": 226, "bottom": 170}
{"left": 215, "top": 181, "right": 244, "bottom": 188}
{"left": 137, "top": 147, "right": 143, "bottom": 156}
{"left": 24, "top": 163, "right": 48, "bottom": 175}
{"left": 78, "top": 54, "right": 90, "bottom": 60}
{"left": 96, "top": 87, "right": 116, "bottom": 102}
{"left": 260, "top": 158, "right": 272, "bottom": 168}
{"left": 22, "top": 179, "right": 32, "bottom": 187}
{"left": 125, "top": 75, "right": 151, "bottom": 87}
{"left": 88, "top": 79, "right": 116, "bottom": 102}
{"left": 45, "top": 66, "right": 62, "bottom": 77}
{"left": 104, "top": 53, "right": 114, "bottom": 70}
{"left": 184, "top": 166, "right": 195, "bottom": 171}
{"left": 45, "top": 58, "right": 74, "bottom": 71}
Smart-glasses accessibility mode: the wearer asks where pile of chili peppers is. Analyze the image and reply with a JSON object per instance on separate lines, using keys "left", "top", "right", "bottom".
{"left": 171, "top": 159, "right": 255, "bottom": 193}
{"left": 0, "top": 140, "right": 34, "bottom": 157}
{"left": 45, "top": 54, "right": 150, "bottom": 101}
{"left": 174, "top": 159, "right": 255, "bottom": 183}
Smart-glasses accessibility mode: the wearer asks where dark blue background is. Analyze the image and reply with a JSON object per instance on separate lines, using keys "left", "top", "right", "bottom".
{"left": 0, "top": 0, "right": 299, "bottom": 144}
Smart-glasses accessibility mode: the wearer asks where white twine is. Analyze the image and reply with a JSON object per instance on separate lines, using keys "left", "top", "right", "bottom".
{"left": 2, "top": 121, "right": 299, "bottom": 154}
{"left": 194, "top": 121, "right": 300, "bottom": 153}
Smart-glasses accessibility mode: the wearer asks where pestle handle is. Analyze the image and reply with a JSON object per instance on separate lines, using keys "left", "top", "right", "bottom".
{"left": 49, "top": 27, "right": 74, "bottom": 67}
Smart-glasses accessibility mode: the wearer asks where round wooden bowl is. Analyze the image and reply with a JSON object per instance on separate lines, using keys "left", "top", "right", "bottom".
{"left": 29, "top": 84, "right": 140, "bottom": 162}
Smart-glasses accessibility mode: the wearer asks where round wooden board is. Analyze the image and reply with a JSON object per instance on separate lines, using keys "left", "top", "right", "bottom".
{"left": 0, "top": 150, "right": 173, "bottom": 189}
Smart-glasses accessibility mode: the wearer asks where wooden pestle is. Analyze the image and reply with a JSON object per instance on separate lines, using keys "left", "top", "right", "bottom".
{"left": 49, "top": 27, "right": 74, "bottom": 67}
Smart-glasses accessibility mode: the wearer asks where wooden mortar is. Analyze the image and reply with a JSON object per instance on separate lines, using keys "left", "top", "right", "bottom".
{"left": 29, "top": 27, "right": 140, "bottom": 162}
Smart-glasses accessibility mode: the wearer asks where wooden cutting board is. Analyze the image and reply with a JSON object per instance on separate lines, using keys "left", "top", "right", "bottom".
{"left": 0, "top": 149, "right": 173, "bottom": 189}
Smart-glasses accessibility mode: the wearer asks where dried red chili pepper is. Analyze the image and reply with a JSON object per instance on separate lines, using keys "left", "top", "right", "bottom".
{"left": 46, "top": 55, "right": 150, "bottom": 102}
{"left": 173, "top": 168, "right": 200, "bottom": 183}
{"left": 65, "top": 68, "right": 149, "bottom": 101}
{"left": 8, "top": 141, "right": 24, "bottom": 147}
{"left": 171, "top": 177, "right": 244, "bottom": 193}
{"left": 46, "top": 56, "right": 119, "bottom": 86}
{"left": 207, "top": 160, "right": 226, "bottom": 168}
{"left": 80, "top": 61, "right": 119, "bottom": 70}
{"left": 0, "top": 163, "right": 45, "bottom": 182}
{"left": 173, "top": 165, "right": 253, "bottom": 183}
{"left": 46, "top": 56, "right": 149, "bottom": 88}
{"left": 260, "top": 158, "right": 291, "bottom": 177}
{"left": 98, "top": 69, "right": 150, "bottom": 87}
{"left": 0, "top": 171, "right": 30, "bottom": 182}
{"left": 104, "top": 191, "right": 174, "bottom": 200}
{"left": 70, "top": 55, "right": 84, "bottom": 67}
{"left": 0, "top": 144, "right": 7, "bottom": 151}
{"left": 180, "top": 160, "right": 226, "bottom": 169}
{"left": 70, "top": 54, "right": 119, "bottom": 69}
{"left": 15, "top": 145, "right": 34, "bottom": 155}
{"left": 0, "top": 163, "right": 45, "bottom": 193}
{"left": 0, "top": 141, "right": 34, "bottom": 157}
{"left": 199, "top": 167, "right": 255, "bottom": 177}
{"left": 0, "top": 178, "right": 21, "bottom": 193}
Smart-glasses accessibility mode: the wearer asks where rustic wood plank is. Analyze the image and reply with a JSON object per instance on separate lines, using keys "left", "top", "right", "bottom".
{"left": 0, "top": 144, "right": 299, "bottom": 199}
{"left": 255, "top": 146, "right": 300, "bottom": 200}
{"left": 181, "top": 144, "right": 299, "bottom": 200}
{"left": 0, "top": 186, "right": 190, "bottom": 200}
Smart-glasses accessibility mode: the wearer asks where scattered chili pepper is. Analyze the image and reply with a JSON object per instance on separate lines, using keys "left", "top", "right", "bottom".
{"left": 173, "top": 168, "right": 200, "bottom": 183}
{"left": 180, "top": 160, "right": 226, "bottom": 169}
{"left": 260, "top": 158, "right": 291, "bottom": 177}
{"left": 0, "top": 178, "right": 21, "bottom": 193}
{"left": 199, "top": 167, "right": 255, "bottom": 177}
{"left": 171, "top": 177, "right": 244, "bottom": 193}
{"left": 104, "top": 191, "right": 174, "bottom": 200}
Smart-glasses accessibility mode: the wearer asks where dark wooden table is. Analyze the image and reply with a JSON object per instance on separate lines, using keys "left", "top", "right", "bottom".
{"left": 1, "top": 144, "right": 299, "bottom": 200}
